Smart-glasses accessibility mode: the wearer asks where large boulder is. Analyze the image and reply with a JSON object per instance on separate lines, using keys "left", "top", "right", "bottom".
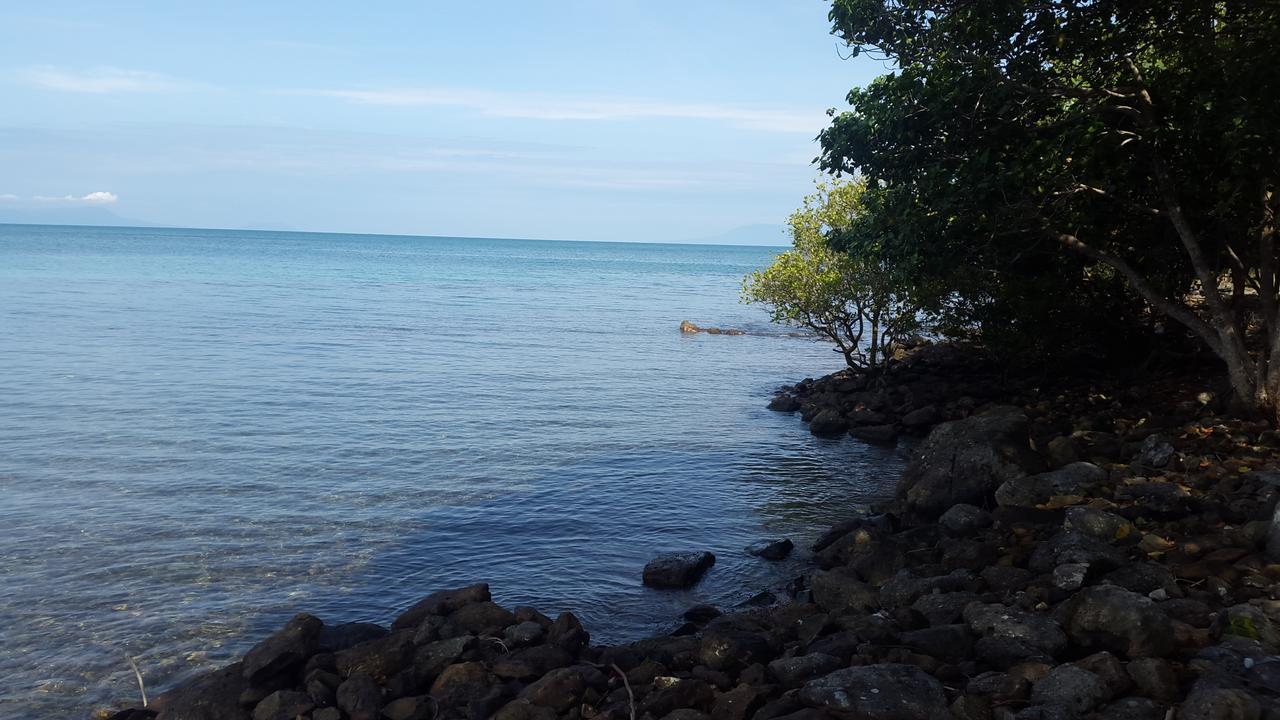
{"left": 799, "top": 664, "right": 949, "bottom": 719}
{"left": 895, "top": 406, "right": 1037, "bottom": 519}
{"left": 241, "top": 614, "right": 324, "bottom": 687}
{"left": 996, "top": 462, "right": 1108, "bottom": 508}
{"left": 1060, "top": 586, "right": 1175, "bottom": 658}
{"left": 643, "top": 552, "right": 716, "bottom": 589}
{"left": 392, "top": 583, "right": 491, "bottom": 630}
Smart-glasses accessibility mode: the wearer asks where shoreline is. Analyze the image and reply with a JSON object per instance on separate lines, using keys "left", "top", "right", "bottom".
{"left": 103, "top": 344, "right": 1280, "bottom": 720}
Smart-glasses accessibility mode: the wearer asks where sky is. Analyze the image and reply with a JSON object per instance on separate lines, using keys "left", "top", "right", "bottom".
{"left": 0, "top": 1, "right": 884, "bottom": 243}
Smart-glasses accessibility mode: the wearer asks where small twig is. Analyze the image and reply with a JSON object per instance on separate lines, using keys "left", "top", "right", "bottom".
{"left": 611, "top": 663, "right": 636, "bottom": 720}
{"left": 125, "top": 655, "right": 148, "bottom": 707}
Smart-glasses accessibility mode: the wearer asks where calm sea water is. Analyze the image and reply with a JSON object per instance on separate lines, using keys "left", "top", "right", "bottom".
{"left": 0, "top": 224, "right": 903, "bottom": 718}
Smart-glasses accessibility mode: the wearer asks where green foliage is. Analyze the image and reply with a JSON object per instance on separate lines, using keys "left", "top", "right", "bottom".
{"left": 818, "top": 1, "right": 1280, "bottom": 400}
{"left": 743, "top": 178, "right": 921, "bottom": 369}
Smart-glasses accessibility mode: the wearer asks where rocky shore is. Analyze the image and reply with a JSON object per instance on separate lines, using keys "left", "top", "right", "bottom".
{"left": 105, "top": 344, "right": 1280, "bottom": 720}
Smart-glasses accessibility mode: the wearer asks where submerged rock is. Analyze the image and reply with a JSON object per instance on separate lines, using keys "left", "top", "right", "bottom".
{"left": 643, "top": 551, "right": 716, "bottom": 589}
{"left": 745, "top": 538, "right": 794, "bottom": 560}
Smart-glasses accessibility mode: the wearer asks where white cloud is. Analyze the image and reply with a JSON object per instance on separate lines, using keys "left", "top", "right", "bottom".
{"left": 293, "top": 87, "right": 823, "bottom": 134}
{"left": 6, "top": 191, "right": 121, "bottom": 205}
{"left": 18, "top": 65, "right": 190, "bottom": 94}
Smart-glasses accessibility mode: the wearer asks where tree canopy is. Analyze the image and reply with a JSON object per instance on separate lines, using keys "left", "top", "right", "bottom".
{"left": 818, "top": 0, "right": 1280, "bottom": 413}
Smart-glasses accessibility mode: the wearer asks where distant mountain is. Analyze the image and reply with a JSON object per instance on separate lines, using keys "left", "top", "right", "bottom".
{"left": 685, "top": 223, "right": 789, "bottom": 247}
{"left": 0, "top": 206, "right": 155, "bottom": 228}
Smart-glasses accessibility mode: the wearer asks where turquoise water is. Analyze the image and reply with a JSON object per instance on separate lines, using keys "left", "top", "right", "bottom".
{"left": 0, "top": 224, "right": 902, "bottom": 718}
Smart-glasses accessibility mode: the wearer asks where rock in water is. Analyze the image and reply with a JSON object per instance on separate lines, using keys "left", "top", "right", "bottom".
{"left": 745, "top": 538, "right": 793, "bottom": 560}
{"left": 799, "top": 664, "right": 949, "bottom": 719}
{"left": 895, "top": 406, "right": 1037, "bottom": 519}
{"left": 643, "top": 551, "right": 716, "bottom": 588}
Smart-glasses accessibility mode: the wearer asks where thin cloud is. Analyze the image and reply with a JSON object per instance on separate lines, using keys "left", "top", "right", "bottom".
{"left": 7, "top": 191, "right": 120, "bottom": 205}
{"left": 19, "top": 65, "right": 193, "bottom": 94}
{"left": 293, "top": 87, "right": 822, "bottom": 133}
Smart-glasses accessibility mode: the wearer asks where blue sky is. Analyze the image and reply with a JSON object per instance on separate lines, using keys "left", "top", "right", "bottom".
{"left": 0, "top": 1, "right": 882, "bottom": 242}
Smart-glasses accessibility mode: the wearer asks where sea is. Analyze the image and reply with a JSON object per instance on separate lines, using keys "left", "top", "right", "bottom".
{"left": 0, "top": 224, "right": 903, "bottom": 718}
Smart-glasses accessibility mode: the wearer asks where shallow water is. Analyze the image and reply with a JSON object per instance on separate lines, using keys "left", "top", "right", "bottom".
{"left": 0, "top": 225, "right": 903, "bottom": 718}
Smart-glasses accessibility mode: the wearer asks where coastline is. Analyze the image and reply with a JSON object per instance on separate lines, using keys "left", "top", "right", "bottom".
{"left": 103, "top": 343, "right": 1280, "bottom": 720}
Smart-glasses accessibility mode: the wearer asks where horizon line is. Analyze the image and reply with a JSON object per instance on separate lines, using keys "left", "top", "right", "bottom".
{"left": 0, "top": 221, "right": 792, "bottom": 250}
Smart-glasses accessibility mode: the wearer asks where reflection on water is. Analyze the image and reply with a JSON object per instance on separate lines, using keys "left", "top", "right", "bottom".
{"left": 0, "top": 225, "right": 903, "bottom": 718}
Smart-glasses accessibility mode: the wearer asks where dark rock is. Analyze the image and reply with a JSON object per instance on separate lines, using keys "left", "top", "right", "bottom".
{"left": 241, "top": 613, "right": 324, "bottom": 687}
{"left": 901, "top": 404, "right": 941, "bottom": 430}
{"left": 152, "top": 661, "right": 251, "bottom": 720}
{"left": 1064, "top": 506, "right": 1135, "bottom": 543}
{"left": 252, "top": 690, "right": 314, "bottom": 720}
{"left": 413, "top": 635, "right": 476, "bottom": 679}
{"left": 982, "top": 566, "right": 1035, "bottom": 595}
{"left": 312, "top": 709, "right": 343, "bottom": 720}
{"left": 939, "top": 504, "right": 994, "bottom": 535}
{"left": 1027, "top": 531, "right": 1126, "bottom": 575}
{"left": 900, "top": 624, "right": 974, "bottom": 661}
{"left": 808, "top": 409, "right": 848, "bottom": 438}
{"left": 1075, "top": 651, "right": 1131, "bottom": 699}
{"left": 504, "top": 620, "right": 546, "bottom": 647}
{"left": 966, "top": 670, "right": 1031, "bottom": 703}
{"left": 1126, "top": 658, "right": 1179, "bottom": 701}
{"left": 974, "top": 636, "right": 1056, "bottom": 668}
{"left": 548, "top": 611, "right": 590, "bottom": 654}
{"left": 1214, "top": 604, "right": 1280, "bottom": 651}
{"left": 799, "top": 663, "right": 949, "bottom": 719}
{"left": 699, "top": 630, "right": 776, "bottom": 671}
{"left": 896, "top": 406, "right": 1036, "bottom": 519}
{"left": 879, "top": 569, "right": 974, "bottom": 608}
{"left": 710, "top": 684, "right": 771, "bottom": 720}
{"left": 334, "top": 631, "right": 415, "bottom": 679}
{"left": 1177, "top": 679, "right": 1262, "bottom": 720}
{"left": 850, "top": 424, "right": 898, "bottom": 444}
{"left": 1099, "top": 563, "right": 1178, "bottom": 597}
{"left": 519, "top": 667, "right": 585, "bottom": 711}
{"left": 996, "top": 462, "right": 1107, "bottom": 508}
{"left": 382, "top": 695, "right": 433, "bottom": 720}
{"left": 809, "top": 567, "right": 877, "bottom": 613}
{"left": 318, "top": 622, "right": 388, "bottom": 653}
{"left": 1096, "top": 697, "right": 1166, "bottom": 720}
{"left": 336, "top": 673, "right": 383, "bottom": 720}
{"left": 965, "top": 603, "right": 1068, "bottom": 657}
{"left": 640, "top": 677, "right": 715, "bottom": 717}
{"left": 683, "top": 605, "right": 722, "bottom": 624}
{"left": 911, "top": 591, "right": 981, "bottom": 626}
{"left": 746, "top": 538, "right": 794, "bottom": 561}
{"left": 443, "top": 601, "right": 516, "bottom": 637}
{"left": 429, "top": 662, "right": 500, "bottom": 711}
{"left": 393, "top": 583, "right": 491, "bottom": 631}
{"left": 768, "top": 395, "right": 802, "bottom": 412}
{"left": 766, "top": 653, "right": 841, "bottom": 687}
{"left": 1133, "top": 435, "right": 1175, "bottom": 469}
{"left": 492, "top": 645, "right": 573, "bottom": 680}
{"left": 643, "top": 552, "right": 716, "bottom": 589}
{"left": 1031, "top": 664, "right": 1109, "bottom": 714}
{"left": 1060, "top": 585, "right": 1175, "bottom": 658}
{"left": 105, "top": 711, "right": 157, "bottom": 720}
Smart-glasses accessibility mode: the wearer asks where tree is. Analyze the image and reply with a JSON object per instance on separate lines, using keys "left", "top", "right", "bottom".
{"left": 743, "top": 178, "right": 921, "bottom": 370}
{"left": 819, "top": 1, "right": 1280, "bottom": 415}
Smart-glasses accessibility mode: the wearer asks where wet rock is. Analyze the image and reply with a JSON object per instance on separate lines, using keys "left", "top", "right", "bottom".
{"left": 504, "top": 620, "right": 546, "bottom": 647}
{"left": 996, "top": 462, "right": 1107, "bottom": 508}
{"left": 442, "top": 601, "right": 516, "bottom": 637}
{"left": 318, "top": 622, "right": 388, "bottom": 653}
{"left": 252, "top": 690, "right": 314, "bottom": 720}
{"left": 808, "top": 409, "right": 848, "bottom": 437}
{"left": 965, "top": 603, "right": 1068, "bottom": 657}
{"left": 1060, "top": 586, "right": 1175, "bottom": 658}
{"left": 1031, "top": 664, "right": 1110, "bottom": 714}
{"left": 850, "top": 424, "right": 898, "bottom": 444}
{"left": 766, "top": 653, "right": 841, "bottom": 687}
{"left": 548, "top": 611, "right": 590, "bottom": 654}
{"left": 643, "top": 552, "right": 716, "bottom": 589}
{"left": 1076, "top": 651, "right": 1132, "bottom": 699}
{"left": 768, "top": 395, "right": 802, "bottom": 412}
{"left": 241, "top": 613, "right": 324, "bottom": 687}
{"left": 152, "top": 662, "right": 251, "bottom": 720}
{"left": 799, "top": 663, "right": 949, "bottom": 719}
{"left": 491, "top": 645, "right": 573, "bottom": 680}
{"left": 939, "top": 504, "right": 994, "bottom": 535}
{"left": 683, "top": 605, "right": 722, "bottom": 624}
{"left": 429, "top": 662, "right": 500, "bottom": 711}
{"left": 336, "top": 672, "right": 383, "bottom": 720}
{"left": 896, "top": 406, "right": 1036, "bottom": 519}
{"left": 746, "top": 538, "right": 794, "bottom": 561}
{"left": 393, "top": 583, "right": 491, "bottom": 631}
